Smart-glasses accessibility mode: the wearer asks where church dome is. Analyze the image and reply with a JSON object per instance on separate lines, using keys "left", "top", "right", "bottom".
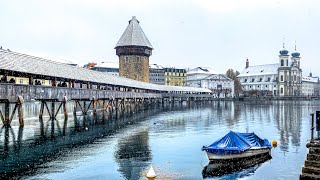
{"left": 291, "top": 51, "right": 300, "bottom": 57}
{"left": 279, "top": 49, "right": 289, "bottom": 55}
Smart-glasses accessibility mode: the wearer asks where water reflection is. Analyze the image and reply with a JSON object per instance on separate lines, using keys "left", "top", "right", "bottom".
{"left": 202, "top": 155, "right": 272, "bottom": 178}
{"left": 115, "top": 130, "right": 151, "bottom": 180}
{"left": 0, "top": 101, "right": 317, "bottom": 179}
{"left": 274, "top": 101, "right": 302, "bottom": 151}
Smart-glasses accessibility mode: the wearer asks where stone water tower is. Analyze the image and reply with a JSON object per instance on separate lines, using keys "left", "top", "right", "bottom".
{"left": 115, "top": 16, "right": 153, "bottom": 82}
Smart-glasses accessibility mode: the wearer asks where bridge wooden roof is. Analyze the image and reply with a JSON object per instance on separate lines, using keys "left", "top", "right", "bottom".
{"left": 0, "top": 49, "right": 211, "bottom": 93}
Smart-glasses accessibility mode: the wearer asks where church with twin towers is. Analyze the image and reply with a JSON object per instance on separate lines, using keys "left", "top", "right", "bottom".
{"left": 237, "top": 43, "right": 302, "bottom": 96}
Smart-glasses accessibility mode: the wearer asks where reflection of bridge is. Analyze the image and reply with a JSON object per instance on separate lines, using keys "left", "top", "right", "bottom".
{"left": 0, "top": 102, "right": 187, "bottom": 178}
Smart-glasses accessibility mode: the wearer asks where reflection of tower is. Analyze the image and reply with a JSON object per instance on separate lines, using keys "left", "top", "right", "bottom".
{"left": 115, "top": 16, "right": 153, "bottom": 82}
{"left": 275, "top": 101, "right": 302, "bottom": 151}
{"left": 115, "top": 130, "right": 151, "bottom": 180}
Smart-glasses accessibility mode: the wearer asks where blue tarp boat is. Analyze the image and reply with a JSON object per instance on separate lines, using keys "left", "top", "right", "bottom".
{"left": 202, "top": 131, "right": 271, "bottom": 161}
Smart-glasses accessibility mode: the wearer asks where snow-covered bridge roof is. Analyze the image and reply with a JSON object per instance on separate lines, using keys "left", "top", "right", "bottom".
{"left": 0, "top": 49, "right": 211, "bottom": 93}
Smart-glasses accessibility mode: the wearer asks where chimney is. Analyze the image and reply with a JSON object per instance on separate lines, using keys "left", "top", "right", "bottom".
{"left": 246, "top": 58, "right": 249, "bottom": 68}
{"left": 309, "top": 72, "right": 313, "bottom": 77}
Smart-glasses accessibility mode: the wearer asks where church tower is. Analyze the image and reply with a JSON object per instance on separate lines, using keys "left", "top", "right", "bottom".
{"left": 290, "top": 44, "right": 302, "bottom": 96}
{"left": 278, "top": 42, "right": 290, "bottom": 96}
{"left": 115, "top": 16, "right": 153, "bottom": 82}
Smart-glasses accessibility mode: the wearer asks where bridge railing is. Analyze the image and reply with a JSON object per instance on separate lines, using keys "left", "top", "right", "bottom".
{"left": 0, "top": 83, "right": 213, "bottom": 102}
{"left": 161, "top": 93, "right": 213, "bottom": 99}
{"left": 0, "top": 83, "right": 162, "bottom": 101}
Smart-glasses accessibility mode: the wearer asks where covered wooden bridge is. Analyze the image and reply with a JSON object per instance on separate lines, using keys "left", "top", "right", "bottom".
{"left": 0, "top": 49, "right": 213, "bottom": 127}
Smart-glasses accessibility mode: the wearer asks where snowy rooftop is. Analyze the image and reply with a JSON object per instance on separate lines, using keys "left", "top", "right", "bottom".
{"left": 149, "top": 64, "right": 163, "bottom": 69}
{"left": 187, "top": 67, "right": 216, "bottom": 75}
{"left": 94, "top": 62, "right": 119, "bottom": 69}
{"left": 0, "top": 49, "right": 211, "bottom": 93}
{"left": 238, "top": 63, "right": 279, "bottom": 77}
{"left": 302, "top": 76, "right": 319, "bottom": 83}
{"left": 115, "top": 16, "right": 153, "bottom": 49}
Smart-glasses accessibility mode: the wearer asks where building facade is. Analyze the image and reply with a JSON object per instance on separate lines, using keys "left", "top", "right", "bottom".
{"left": 149, "top": 64, "right": 165, "bottom": 85}
{"left": 187, "top": 67, "right": 234, "bottom": 98}
{"left": 164, "top": 68, "right": 187, "bottom": 86}
{"left": 237, "top": 45, "right": 302, "bottom": 96}
{"left": 90, "top": 62, "right": 119, "bottom": 76}
{"left": 115, "top": 16, "right": 153, "bottom": 82}
{"left": 301, "top": 73, "right": 319, "bottom": 96}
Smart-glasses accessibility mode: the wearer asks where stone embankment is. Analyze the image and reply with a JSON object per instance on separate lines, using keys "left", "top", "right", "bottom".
{"left": 301, "top": 140, "right": 320, "bottom": 179}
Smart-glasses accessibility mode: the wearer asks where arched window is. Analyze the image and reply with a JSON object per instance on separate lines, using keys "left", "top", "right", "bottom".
{"left": 281, "top": 59, "right": 284, "bottom": 66}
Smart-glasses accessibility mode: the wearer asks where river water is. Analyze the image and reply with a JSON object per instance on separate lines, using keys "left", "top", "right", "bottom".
{"left": 0, "top": 100, "right": 319, "bottom": 179}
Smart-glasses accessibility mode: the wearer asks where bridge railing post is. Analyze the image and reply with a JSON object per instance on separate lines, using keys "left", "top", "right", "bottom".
{"left": 311, "top": 113, "right": 315, "bottom": 142}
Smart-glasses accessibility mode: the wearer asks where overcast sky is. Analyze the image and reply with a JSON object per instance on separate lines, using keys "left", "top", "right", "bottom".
{"left": 0, "top": 0, "right": 319, "bottom": 75}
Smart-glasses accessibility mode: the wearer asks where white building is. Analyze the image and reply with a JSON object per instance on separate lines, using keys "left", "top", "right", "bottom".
{"left": 90, "top": 62, "right": 119, "bottom": 76}
{"left": 301, "top": 73, "right": 319, "bottom": 96}
{"left": 187, "top": 67, "right": 234, "bottom": 98}
{"left": 238, "top": 45, "right": 302, "bottom": 96}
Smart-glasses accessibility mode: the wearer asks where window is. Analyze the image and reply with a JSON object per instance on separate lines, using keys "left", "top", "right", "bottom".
{"left": 251, "top": 79, "right": 255, "bottom": 82}
{"left": 249, "top": 86, "right": 252, "bottom": 88}
{"left": 266, "top": 85, "right": 268, "bottom": 88}
{"left": 267, "top": 77, "right": 271, "bottom": 82}
{"left": 281, "top": 88, "right": 283, "bottom": 94}
{"left": 294, "top": 75, "right": 296, "bottom": 81}
{"left": 20, "top": 79, "right": 23, "bottom": 84}
{"left": 274, "top": 85, "right": 276, "bottom": 87}
{"left": 280, "top": 75, "right": 283, "bottom": 81}
{"left": 286, "top": 60, "right": 288, "bottom": 66}
{"left": 259, "top": 78, "right": 262, "bottom": 82}
{"left": 244, "top": 79, "right": 247, "bottom": 83}
{"left": 137, "top": 57, "right": 140, "bottom": 62}
{"left": 258, "top": 85, "right": 260, "bottom": 88}
{"left": 281, "top": 59, "right": 284, "bottom": 66}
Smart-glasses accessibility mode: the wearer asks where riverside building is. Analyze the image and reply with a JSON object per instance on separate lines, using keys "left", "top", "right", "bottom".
{"left": 301, "top": 73, "right": 320, "bottom": 96}
{"left": 237, "top": 45, "right": 302, "bottom": 96}
{"left": 187, "top": 67, "right": 234, "bottom": 98}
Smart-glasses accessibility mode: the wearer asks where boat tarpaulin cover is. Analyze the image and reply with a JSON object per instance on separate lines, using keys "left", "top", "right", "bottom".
{"left": 202, "top": 131, "right": 271, "bottom": 155}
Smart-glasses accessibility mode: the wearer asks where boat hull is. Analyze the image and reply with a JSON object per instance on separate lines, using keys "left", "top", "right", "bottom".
{"left": 202, "top": 152, "right": 272, "bottom": 177}
{"left": 205, "top": 148, "right": 271, "bottom": 162}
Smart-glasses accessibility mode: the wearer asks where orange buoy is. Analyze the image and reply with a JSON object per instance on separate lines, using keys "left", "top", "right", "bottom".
{"left": 272, "top": 140, "right": 277, "bottom": 147}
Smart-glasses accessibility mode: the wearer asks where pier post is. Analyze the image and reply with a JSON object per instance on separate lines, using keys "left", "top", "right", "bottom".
{"left": 17, "top": 96, "right": 24, "bottom": 126}
{"left": 73, "top": 100, "right": 77, "bottom": 115}
{"left": 93, "top": 96, "right": 97, "bottom": 115}
{"left": 83, "top": 101, "right": 87, "bottom": 115}
{"left": 63, "top": 96, "right": 68, "bottom": 120}
{"left": 4, "top": 101, "right": 10, "bottom": 126}
{"left": 311, "top": 113, "right": 315, "bottom": 142}
{"left": 51, "top": 101, "right": 55, "bottom": 120}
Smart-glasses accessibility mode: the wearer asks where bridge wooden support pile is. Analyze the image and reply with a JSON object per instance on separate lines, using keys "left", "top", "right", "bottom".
{"left": 0, "top": 95, "right": 212, "bottom": 127}
{"left": 0, "top": 96, "right": 24, "bottom": 126}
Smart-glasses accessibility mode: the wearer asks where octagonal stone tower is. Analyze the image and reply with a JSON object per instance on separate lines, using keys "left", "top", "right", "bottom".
{"left": 115, "top": 16, "right": 153, "bottom": 82}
